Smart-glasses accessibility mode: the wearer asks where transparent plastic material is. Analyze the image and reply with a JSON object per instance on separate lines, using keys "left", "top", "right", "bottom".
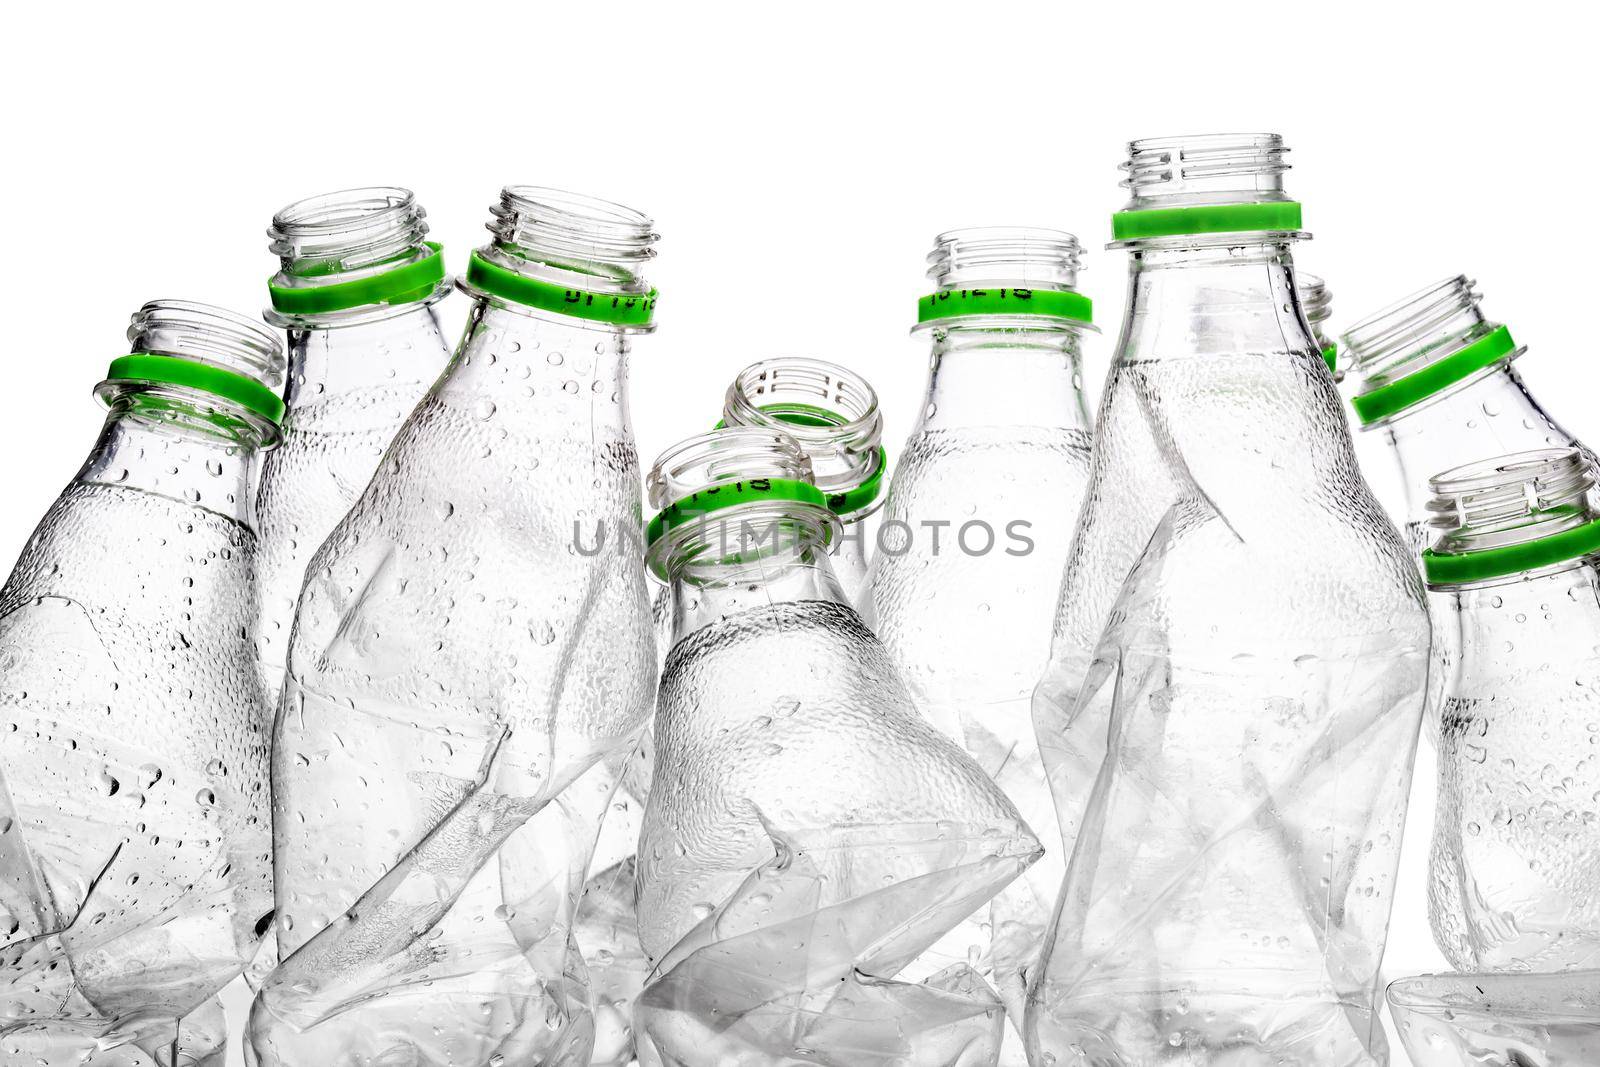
{"left": 634, "top": 427, "right": 1041, "bottom": 1067}
{"left": 253, "top": 187, "right": 453, "bottom": 705}
{"left": 1388, "top": 971, "right": 1600, "bottom": 1066}
{"left": 1027, "top": 135, "right": 1430, "bottom": 1065}
{"left": 0, "top": 302, "right": 279, "bottom": 1065}
{"left": 249, "top": 188, "right": 659, "bottom": 1067}
{"left": 722, "top": 356, "right": 884, "bottom": 605}
{"left": 1422, "top": 449, "right": 1600, "bottom": 972}
{"left": 867, "top": 227, "right": 1093, "bottom": 1042}
{"left": 1301, "top": 273, "right": 1340, "bottom": 379}
{"left": 1343, "top": 276, "right": 1594, "bottom": 553}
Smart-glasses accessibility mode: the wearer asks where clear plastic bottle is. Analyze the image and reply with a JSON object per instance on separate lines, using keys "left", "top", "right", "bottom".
{"left": 866, "top": 227, "right": 1094, "bottom": 1030}
{"left": 253, "top": 187, "right": 453, "bottom": 705}
{"left": 0, "top": 301, "right": 280, "bottom": 1065}
{"left": 249, "top": 187, "right": 660, "bottom": 1067}
{"left": 581, "top": 355, "right": 885, "bottom": 1065}
{"left": 1027, "top": 134, "right": 1430, "bottom": 1065}
{"left": 1388, "top": 970, "right": 1600, "bottom": 1066}
{"left": 634, "top": 426, "right": 1041, "bottom": 1067}
{"left": 1342, "top": 276, "right": 1593, "bottom": 554}
{"left": 1418, "top": 448, "right": 1600, "bottom": 972}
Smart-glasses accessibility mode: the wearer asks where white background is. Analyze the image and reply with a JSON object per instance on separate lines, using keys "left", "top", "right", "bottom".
{"left": 3, "top": 3, "right": 1592, "bottom": 1064}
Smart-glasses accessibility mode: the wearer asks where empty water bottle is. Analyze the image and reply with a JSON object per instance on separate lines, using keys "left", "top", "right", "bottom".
{"left": 249, "top": 187, "right": 660, "bottom": 1067}
{"left": 1342, "top": 276, "right": 1594, "bottom": 553}
{"left": 634, "top": 426, "right": 1041, "bottom": 1067}
{"left": 1388, "top": 970, "right": 1600, "bottom": 1066}
{"left": 866, "top": 226, "right": 1094, "bottom": 1030}
{"left": 254, "top": 187, "right": 453, "bottom": 704}
{"left": 1027, "top": 134, "right": 1430, "bottom": 1065}
{"left": 0, "top": 301, "right": 279, "bottom": 1065}
{"left": 1420, "top": 448, "right": 1600, "bottom": 972}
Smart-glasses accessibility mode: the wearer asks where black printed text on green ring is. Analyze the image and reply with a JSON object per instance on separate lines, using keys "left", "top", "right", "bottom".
{"left": 466, "top": 252, "right": 657, "bottom": 326}
{"left": 268, "top": 242, "right": 447, "bottom": 315}
{"left": 918, "top": 288, "right": 1092, "bottom": 326}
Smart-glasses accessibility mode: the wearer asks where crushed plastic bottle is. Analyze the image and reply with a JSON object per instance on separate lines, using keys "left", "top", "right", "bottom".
{"left": 1387, "top": 970, "right": 1600, "bottom": 1066}
{"left": 582, "top": 355, "right": 885, "bottom": 1066}
{"left": 1027, "top": 134, "right": 1430, "bottom": 1065}
{"left": 1419, "top": 448, "right": 1600, "bottom": 972}
{"left": 249, "top": 187, "right": 660, "bottom": 1067}
{"left": 1343, "top": 276, "right": 1595, "bottom": 554}
{"left": 0, "top": 301, "right": 280, "bottom": 1065}
{"left": 634, "top": 426, "right": 1041, "bottom": 1067}
{"left": 866, "top": 227, "right": 1094, "bottom": 1041}
{"left": 253, "top": 187, "right": 453, "bottom": 706}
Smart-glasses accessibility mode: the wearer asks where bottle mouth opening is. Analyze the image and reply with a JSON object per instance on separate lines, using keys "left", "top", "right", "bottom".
{"left": 1343, "top": 275, "right": 1487, "bottom": 375}
{"left": 1119, "top": 132, "right": 1291, "bottom": 208}
{"left": 268, "top": 186, "right": 430, "bottom": 276}
{"left": 926, "top": 226, "right": 1084, "bottom": 290}
{"left": 647, "top": 427, "right": 815, "bottom": 512}
{"left": 644, "top": 427, "right": 837, "bottom": 580}
{"left": 128, "top": 299, "right": 285, "bottom": 390}
{"left": 483, "top": 185, "right": 658, "bottom": 291}
{"left": 722, "top": 358, "right": 883, "bottom": 492}
{"left": 1426, "top": 447, "right": 1596, "bottom": 552}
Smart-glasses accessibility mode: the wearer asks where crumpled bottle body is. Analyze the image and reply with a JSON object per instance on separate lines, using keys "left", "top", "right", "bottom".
{"left": 253, "top": 306, "right": 452, "bottom": 704}
{"left": 636, "top": 599, "right": 1040, "bottom": 1067}
{"left": 869, "top": 424, "right": 1091, "bottom": 1028}
{"left": 1429, "top": 564, "right": 1600, "bottom": 972}
{"left": 0, "top": 481, "right": 271, "bottom": 1065}
{"left": 250, "top": 308, "right": 656, "bottom": 1067}
{"left": 1388, "top": 970, "right": 1600, "bottom": 1067}
{"left": 1029, "top": 344, "right": 1429, "bottom": 1065}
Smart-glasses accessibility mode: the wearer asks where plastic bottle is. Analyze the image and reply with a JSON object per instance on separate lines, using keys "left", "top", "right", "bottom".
{"left": 249, "top": 187, "right": 660, "bottom": 1067}
{"left": 865, "top": 226, "right": 1094, "bottom": 1031}
{"left": 634, "top": 426, "right": 1040, "bottom": 1067}
{"left": 1418, "top": 448, "right": 1600, "bottom": 972}
{"left": 0, "top": 301, "right": 280, "bottom": 1065}
{"left": 1342, "top": 275, "right": 1594, "bottom": 553}
{"left": 1027, "top": 133, "right": 1430, "bottom": 1065}
{"left": 1388, "top": 970, "right": 1600, "bottom": 1066}
{"left": 253, "top": 186, "right": 453, "bottom": 705}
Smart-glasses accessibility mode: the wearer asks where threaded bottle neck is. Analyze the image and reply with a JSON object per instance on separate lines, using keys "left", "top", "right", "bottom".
{"left": 925, "top": 227, "right": 1084, "bottom": 291}
{"left": 480, "top": 185, "right": 657, "bottom": 294}
{"left": 721, "top": 358, "right": 883, "bottom": 510}
{"left": 1426, "top": 447, "right": 1597, "bottom": 560}
{"left": 1120, "top": 133, "right": 1291, "bottom": 210}
{"left": 645, "top": 428, "right": 838, "bottom": 584}
{"left": 1345, "top": 274, "right": 1508, "bottom": 388}
{"left": 269, "top": 186, "right": 429, "bottom": 277}
{"left": 128, "top": 300, "right": 284, "bottom": 387}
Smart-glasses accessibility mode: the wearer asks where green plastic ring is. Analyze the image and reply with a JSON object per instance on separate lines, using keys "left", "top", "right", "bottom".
{"left": 917, "top": 287, "right": 1092, "bottom": 325}
{"left": 1423, "top": 517, "right": 1600, "bottom": 586}
{"left": 714, "top": 403, "right": 888, "bottom": 517}
{"left": 99, "top": 354, "right": 285, "bottom": 424}
{"left": 645, "top": 476, "right": 832, "bottom": 564}
{"left": 466, "top": 252, "right": 657, "bottom": 326}
{"left": 1111, "top": 202, "right": 1303, "bottom": 241}
{"left": 268, "top": 242, "right": 446, "bottom": 315}
{"left": 1321, "top": 344, "right": 1338, "bottom": 373}
{"left": 1352, "top": 326, "right": 1518, "bottom": 426}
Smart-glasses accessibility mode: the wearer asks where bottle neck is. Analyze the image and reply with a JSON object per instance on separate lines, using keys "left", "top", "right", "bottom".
{"left": 666, "top": 522, "right": 848, "bottom": 648}
{"left": 917, "top": 323, "right": 1091, "bottom": 432}
{"left": 283, "top": 304, "right": 450, "bottom": 408}
{"left": 77, "top": 401, "right": 258, "bottom": 524}
{"left": 439, "top": 300, "right": 634, "bottom": 439}
{"left": 1379, "top": 363, "right": 1580, "bottom": 525}
{"left": 1117, "top": 240, "right": 1314, "bottom": 362}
